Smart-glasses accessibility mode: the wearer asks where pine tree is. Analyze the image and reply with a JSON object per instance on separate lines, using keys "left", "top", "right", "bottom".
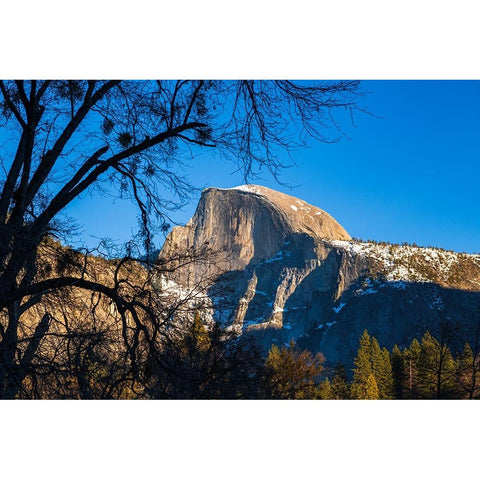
{"left": 330, "top": 363, "right": 351, "bottom": 399}
{"left": 371, "top": 337, "right": 383, "bottom": 377}
{"left": 352, "top": 330, "right": 392, "bottom": 399}
{"left": 370, "top": 338, "right": 394, "bottom": 399}
{"left": 352, "top": 330, "right": 373, "bottom": 399}
{"left": 403, "top": 338, "right": 421, "bottom": 399}
{"left": 317, "top": 378, "right": 333, "bottom": 399}
{"left": 391, "top": 345, "right": 405, "bottom": 399}
{"left": 456, "top": 343, "right": 480, "bottom": 399}
{"left": 380, "top": 347, "right": 394, "bottom": 399}
{"left": 418, "top": 331, "right": 456, "bottom": 399}
{"left": 365, "top": 373, "right": 380, "bottom": 399}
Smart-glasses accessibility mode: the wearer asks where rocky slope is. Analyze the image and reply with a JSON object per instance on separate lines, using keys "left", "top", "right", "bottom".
{"left": 159, "top": 185, "right": 480, "bottom": 366}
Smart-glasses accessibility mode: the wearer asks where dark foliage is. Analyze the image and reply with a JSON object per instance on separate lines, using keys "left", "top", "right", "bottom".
{"left": 0, "top": 80, "right": 362, "bottom": 398}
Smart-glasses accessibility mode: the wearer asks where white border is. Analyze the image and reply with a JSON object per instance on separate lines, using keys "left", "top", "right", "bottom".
{"left": 1, "top": 400, "right": 479, "bottom": 479}
{"left": 1, "top": 0, "right": 480, "bottom": 79}
{"left": 1, "top": 1, "right": 479, "bottom": 478}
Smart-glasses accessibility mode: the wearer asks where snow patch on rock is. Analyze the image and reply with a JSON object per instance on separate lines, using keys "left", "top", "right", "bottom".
{"left": 327, "top": 239, "right": 480, "bottom": 285}
{"left": 333, "top": 302, "right": 346, "bottom": 313}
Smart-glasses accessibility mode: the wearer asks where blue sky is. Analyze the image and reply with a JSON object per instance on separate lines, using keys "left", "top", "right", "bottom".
{"left": 66, "top": 81, "right": 480, "bottom": 253}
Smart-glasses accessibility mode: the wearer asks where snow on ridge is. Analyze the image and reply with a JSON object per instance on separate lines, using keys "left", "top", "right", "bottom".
{"left": 326, "top": 239, "right": 480, "bottom": 284}
{"left": 205, "top": 185, "right": 266, "bottom": 196}
{"left": 231, "top": 185, "right": 264, "bottom": 195}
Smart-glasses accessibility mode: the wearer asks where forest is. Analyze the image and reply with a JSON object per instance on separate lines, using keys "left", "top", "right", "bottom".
{"left": 166, "top": 319, "right": 480, "bottom": 400}
{"left": 49, "top": 309, "right": 475, "bottom": 400}
{"left": 151, "top": 317, "right": 480, "bottom": 400}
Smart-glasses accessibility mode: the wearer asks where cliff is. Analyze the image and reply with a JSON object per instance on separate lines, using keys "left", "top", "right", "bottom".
{"left": 159, "top": 185, "right": 480, "bottom": 366}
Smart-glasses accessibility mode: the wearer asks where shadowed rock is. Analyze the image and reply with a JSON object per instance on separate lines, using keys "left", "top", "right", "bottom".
{"left": 159, "top": 185, "right": 480, "bottom": 366}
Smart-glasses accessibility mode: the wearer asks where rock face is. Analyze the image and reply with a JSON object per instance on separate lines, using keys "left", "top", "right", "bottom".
{"left": 159, "top": 185, "right": 480, "bottom": 367}
{"left": 161, "top": 185, "right": 350, "bottom": 284}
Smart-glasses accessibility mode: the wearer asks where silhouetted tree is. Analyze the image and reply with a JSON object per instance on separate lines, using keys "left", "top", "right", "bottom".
{"left": 455, "top": 341, "right": 480, "bottom": 399}
{"left": 143, "top": 312, "right": 264, "bottom": 399}
{"left": 0, "top": 80, "right": 361, "bottom": 398}
{"left": 456, "top": 319, "right": 480, "bottom": 399}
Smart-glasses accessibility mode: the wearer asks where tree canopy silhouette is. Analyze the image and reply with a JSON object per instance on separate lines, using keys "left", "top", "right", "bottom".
{"left": 0, "top": 80, "right": 361, "bottom": 398}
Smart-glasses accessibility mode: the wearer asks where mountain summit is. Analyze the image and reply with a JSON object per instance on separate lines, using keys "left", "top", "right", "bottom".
{"left": 162, "top": 185, "right": 350, "bottom": 278}
{"left": 160, "top": 185, "right": 480, "bottom": 366}
{"left": 209, "top": 185, "right": 352, "bottom": 241}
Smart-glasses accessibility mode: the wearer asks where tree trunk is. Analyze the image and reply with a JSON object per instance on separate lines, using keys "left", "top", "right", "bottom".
{"left": 0, "top": 302, "right": 21, "bottom": 398}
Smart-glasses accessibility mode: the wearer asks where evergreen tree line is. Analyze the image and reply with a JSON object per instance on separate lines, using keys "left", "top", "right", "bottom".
{"left": 145, "top": 315, "right": 480, "bottom": 399}
{"left": 269, "top": 330, "right": 480, "bottom": 400}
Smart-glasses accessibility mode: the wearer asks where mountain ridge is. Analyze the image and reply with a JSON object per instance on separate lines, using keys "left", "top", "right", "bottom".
{"left": 159, "top": 185, "right": 480, "bottom": 366}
